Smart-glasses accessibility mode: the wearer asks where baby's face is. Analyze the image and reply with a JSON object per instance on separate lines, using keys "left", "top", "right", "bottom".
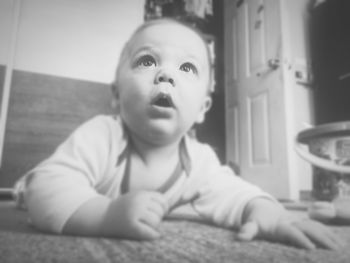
{"left": 116, "top": 22, "right": 212, "bottom": 145}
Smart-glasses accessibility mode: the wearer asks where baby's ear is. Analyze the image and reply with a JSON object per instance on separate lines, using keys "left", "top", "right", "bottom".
{"left": 110, "top": 82, "right": 120, "bottom": 111}
{"left": 196, "top": 96, "right": 212, "bottom": 124}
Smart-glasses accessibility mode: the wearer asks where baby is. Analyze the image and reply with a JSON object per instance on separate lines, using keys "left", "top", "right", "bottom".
{"left": 15, "top": 18, "right": 342, "bottom": 250}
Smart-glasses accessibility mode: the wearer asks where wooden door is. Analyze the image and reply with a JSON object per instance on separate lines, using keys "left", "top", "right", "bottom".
{"left": 225, "top": 0, "right": 291, "bottom": 198}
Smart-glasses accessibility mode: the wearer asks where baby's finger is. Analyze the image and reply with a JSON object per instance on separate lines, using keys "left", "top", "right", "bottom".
{"left": 276, "top": 223, "right": 315, "bottom": 250}
{"left": 296, "top": 221, "right": 343, "bottom": 250}
{"left": 147, "top": 201, "right": 166, "bottom": 218}
{"left": 236, "top": 221, "right": 259, "bottom": 241}
{"left": 136, "top": 218, "right": 161, "bottom": 240}
{"left": 325, "top": 230, "right": 346, "bottom": 249}
{"left": 143, "top": 208, "right": 163, "bottom": 228}
{"left": 170, "top": 192, "right": 200, "bottom": 210}
{"left": 316, "top": 222, "right": 345, "bottom": 248}
{"left": 149, "top": 192, "right": 169, "bottom": 214}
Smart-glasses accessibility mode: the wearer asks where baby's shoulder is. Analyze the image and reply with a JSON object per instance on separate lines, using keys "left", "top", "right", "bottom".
{"left": 185, "top": 135, "right": 220, "bottom": 162}
{"left": 72, "top": 114, "right": 125, "bottom": 141}
{"left": 79, "top": 114, "right": 122, "bottom": 131}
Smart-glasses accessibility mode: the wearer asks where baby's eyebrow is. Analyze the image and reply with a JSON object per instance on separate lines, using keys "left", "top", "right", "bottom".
{"left": 132, "top": 45, "right": 157, "bottom": 56}
{"left": 183, "top": 53, "right": 201, "bottom": 63}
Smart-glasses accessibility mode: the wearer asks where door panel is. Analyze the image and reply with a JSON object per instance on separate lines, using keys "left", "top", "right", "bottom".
{"left": 248, "top": 0, "right": 266, "bottom": 74}
{"left": 248, "top": 92, "right": 270, "bottom": 165}
{"left": 237, "top": 2, "right": 248, "bottom": 78}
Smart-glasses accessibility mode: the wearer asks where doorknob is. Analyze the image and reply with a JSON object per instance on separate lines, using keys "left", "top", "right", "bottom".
{"left": 268, "top": 58, "right": 280, "bottom": 70}
{"left": 256, "top": 59, "right": 280, "bottom": 76}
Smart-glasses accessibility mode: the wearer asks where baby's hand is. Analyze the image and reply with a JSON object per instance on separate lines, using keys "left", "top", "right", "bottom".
{"left": 108, "top": 191, "right": 169, "bottom": 240}
{"left": 237, "top": 198, "right": 344, "bottom": 250}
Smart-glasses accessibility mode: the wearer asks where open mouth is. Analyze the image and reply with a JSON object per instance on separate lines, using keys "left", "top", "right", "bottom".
{"left": 152, "top": 93, "right": 175, "bottom": 108}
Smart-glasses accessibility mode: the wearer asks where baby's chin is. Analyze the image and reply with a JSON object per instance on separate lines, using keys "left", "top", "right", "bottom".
{"left": 131, "top": 120, "right": 188, "bottom": 146}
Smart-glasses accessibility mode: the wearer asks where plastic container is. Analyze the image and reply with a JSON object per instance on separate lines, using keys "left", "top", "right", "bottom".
{"left": 296, "top": 121, "right": 350, "bottom": 201}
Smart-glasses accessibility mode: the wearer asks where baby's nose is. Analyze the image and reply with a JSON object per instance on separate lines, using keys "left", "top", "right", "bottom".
{"left": 155, "top": 70, "right": 175, "bottom": 86}
{"left": 158, "top": 76, "right": 174, "bottom": 85}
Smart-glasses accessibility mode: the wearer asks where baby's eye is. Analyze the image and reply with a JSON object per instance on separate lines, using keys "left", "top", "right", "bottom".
{"left": 180, "top": 62, "right": 197, "bottom": 74}
{"left": 135, "top": 55, "right": 156, "bottom": 68}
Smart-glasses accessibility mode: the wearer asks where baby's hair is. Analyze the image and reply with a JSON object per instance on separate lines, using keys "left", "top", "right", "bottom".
{"left": 115, "top": 18, "right": 215, "bottom": 93}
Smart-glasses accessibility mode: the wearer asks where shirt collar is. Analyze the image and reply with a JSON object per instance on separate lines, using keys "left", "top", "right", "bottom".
{"left": 179, "top": 135, "right": 192, "bottom": 176}
{"left": 115, "top": 116, "right": 193, "bottom": 176}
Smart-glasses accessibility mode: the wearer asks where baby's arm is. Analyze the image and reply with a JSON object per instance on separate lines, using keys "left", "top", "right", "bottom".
{"left": 19, "top": 116, "right": 169, "bottom": 239}
{"left": 237, "top": 197, "right": 344, "bottom": 250}
{"left": 186, "top": 141, "right": 343, "bottom": 250}
{"left": 63, "top": 191, "right": 168, "bottom": 240}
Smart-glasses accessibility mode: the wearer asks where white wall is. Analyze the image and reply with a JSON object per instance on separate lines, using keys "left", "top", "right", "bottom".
{"left": 12, "top": 0, "right": 144, "bottom": 83}
{"left": 281, "top": 0, "right": 314, "bottom": 193}
{"left": 0, "top": 0, "right": 145, "bottom": 164}
{"left": 0, "top": 0, "right": 15, "bottom": 65}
